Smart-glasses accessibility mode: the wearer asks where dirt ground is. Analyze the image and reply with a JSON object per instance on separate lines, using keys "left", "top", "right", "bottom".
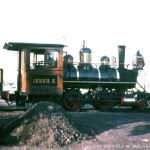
{"left": 1, "top": 101, "right": 150, "bottom": 149}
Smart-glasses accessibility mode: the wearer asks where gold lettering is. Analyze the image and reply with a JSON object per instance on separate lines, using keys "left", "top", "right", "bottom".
{"left": 42, "top": 79, "right": 45, "bottom": 83}
{"left": 52, "top": 79, "right": 56, "bottom": 84}
{"left": 34, "top": 79, "right": 37, "bottom": 83}
{"left": 36, "top": 79, "right": 38, "bottom": 83}
{"left": 33, "top": 78, "right": 56, "bottom": 84}
{"left": 46, "top": 79, "right": 50, "bottom": 83}
{"left": 33, "top": 79, "right": 37, "bottom": 84}
{"left": 38, "top": 79, "right": 41, "bottom": 83}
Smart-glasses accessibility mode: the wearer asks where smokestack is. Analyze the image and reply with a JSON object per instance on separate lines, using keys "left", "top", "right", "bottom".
{"left": 118, "top": 45, "right": 125, "bottom": 69}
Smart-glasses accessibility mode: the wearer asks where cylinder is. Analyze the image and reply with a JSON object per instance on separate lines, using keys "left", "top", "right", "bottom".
{"left": 118, "top": 46, "right": 125, "bottom": 68}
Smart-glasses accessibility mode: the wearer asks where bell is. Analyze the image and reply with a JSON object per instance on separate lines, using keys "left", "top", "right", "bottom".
{"left": 133, "top": 50, "right": 145, "bottom": 70}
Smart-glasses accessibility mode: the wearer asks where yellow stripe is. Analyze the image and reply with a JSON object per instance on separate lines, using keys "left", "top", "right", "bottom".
{"left": 64, "top": 80, "right": 136, "bottom": 84}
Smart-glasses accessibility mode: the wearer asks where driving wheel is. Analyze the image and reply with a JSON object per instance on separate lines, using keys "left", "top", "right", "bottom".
{"left": 64, "top": 90, "right": 81, "bottom": 111}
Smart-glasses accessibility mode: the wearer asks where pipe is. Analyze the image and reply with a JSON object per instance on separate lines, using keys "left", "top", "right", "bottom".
{"left": 17, "top": 51, "right": 21, "bottom": 91}
{"left": 118, "top": 45, "right": 125, "bottom": 69}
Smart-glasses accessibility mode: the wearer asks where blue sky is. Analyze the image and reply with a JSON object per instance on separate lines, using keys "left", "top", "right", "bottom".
{"left": 0, "top": 0, "right": 150, "bottom": 89}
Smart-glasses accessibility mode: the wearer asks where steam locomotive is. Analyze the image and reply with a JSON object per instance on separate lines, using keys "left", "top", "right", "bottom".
{"left": 1, "top": 42, "right": 149, "bottom": 111}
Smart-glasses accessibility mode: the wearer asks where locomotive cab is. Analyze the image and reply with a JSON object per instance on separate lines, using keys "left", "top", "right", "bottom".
{"left": 3, "top": 42, "right": 65, "bottom": 103}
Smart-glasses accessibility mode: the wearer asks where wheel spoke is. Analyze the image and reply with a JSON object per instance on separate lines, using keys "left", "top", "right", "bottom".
{"left": 137, "top": 99, "right": 148, "bottom": 110}
{"left": 64, "top": 90, "right": 81, "bottom": 111}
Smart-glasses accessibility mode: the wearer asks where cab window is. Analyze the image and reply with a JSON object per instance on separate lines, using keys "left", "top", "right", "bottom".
{"left": 45, "top": 50, "right": 58, "bottom": 68}
{"left": 30, "top": 50, "right": 58, "bottom": 69}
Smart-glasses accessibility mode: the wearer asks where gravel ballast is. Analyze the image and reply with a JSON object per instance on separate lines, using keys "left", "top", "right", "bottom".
{"left": 1, "top": 102, "right": 90, "bottom": 148}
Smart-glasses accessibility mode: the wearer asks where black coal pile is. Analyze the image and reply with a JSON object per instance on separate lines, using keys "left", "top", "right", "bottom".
{"left": 3, "top": 102, "right": 90, "bottom": 148}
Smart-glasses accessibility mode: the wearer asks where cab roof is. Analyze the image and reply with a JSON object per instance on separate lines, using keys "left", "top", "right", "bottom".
{"left": 3, "top": 42, "right": 65, "bottom": 51}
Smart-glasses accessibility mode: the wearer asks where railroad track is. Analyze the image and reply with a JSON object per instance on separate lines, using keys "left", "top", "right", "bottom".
{"left": 0, "top": 105, "right": 30, "bottom": 112}
{"left": 79, "top": 105, "right": 150, "bottom": 113}
{"left": 1, "top": 102, "right": 150, "bottom": 113}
